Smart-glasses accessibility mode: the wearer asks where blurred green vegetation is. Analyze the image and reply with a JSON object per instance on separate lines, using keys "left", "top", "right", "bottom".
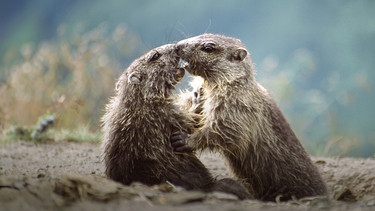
{"left": 0, "top": 24, "right": 139, "bottom": 129}
{"left": 0, "top": 0, "right": 374, "bottom": 157}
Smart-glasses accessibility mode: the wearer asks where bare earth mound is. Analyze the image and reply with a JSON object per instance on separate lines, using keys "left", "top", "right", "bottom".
{"left": 0, "top": 140, "right": 374, "bottom": 210}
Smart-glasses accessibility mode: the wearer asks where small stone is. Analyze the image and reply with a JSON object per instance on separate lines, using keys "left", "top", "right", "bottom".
{"left": 299, "top": 196, "right": 330, "bottom": 209}
{"left": 209, "top": 191, "right": 239, "bottom": 201}
{"left": 13, "top": 181, "right": 26, "bottom": 190}
{"left": 153, "top": 191, "right": 206, "bottom": 205}
{"left": 333, "top": 185, "right": 356, "bottom": 202}
{"left": 367, "top": 199, "right": 375, "bottom": 206}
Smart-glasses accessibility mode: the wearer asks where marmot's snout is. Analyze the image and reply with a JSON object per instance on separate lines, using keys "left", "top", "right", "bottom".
{"left": 175, "top": 42, "right": 185, "bottom": 56}
{"left": 176, "top": 39, "right": 193, "bottom": 57}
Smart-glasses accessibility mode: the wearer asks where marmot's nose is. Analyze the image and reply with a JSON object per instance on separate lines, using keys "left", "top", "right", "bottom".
{"left": 175, "top": 42, "right": 188, "bottom": 56}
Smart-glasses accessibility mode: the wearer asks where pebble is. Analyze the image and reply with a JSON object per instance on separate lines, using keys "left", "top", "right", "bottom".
{"left": 153, "top": 191, "right": 206, "bottom": 205}
{"left": 367, "top": 199, "right": 375, "bottom": 206}
{"left": 333, "top": 185, "right": 356, "bottom": 201}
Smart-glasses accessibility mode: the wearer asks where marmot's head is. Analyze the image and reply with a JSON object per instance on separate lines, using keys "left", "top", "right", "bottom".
{"left": 176, "top": 34, "right": 254, "bottom": 84}
{"left": 117, "top": 44, "right": 184, "bottom": 100}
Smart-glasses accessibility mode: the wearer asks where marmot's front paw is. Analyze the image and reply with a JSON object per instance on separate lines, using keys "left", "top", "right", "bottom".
{"left": 170, "top": 131, "right": 193, "bottom": 153}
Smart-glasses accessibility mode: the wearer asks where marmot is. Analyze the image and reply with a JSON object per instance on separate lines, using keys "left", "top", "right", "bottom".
{"left": 101, "top": 44, "right": 250, "bottom": 199}
{"left": 172, "top": 34, "right": 327, "bottom": 201}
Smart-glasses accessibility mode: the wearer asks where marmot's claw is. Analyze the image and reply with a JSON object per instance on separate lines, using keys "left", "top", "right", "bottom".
{"left": 171, "top": 131, "right": 187, "bottom": 142}
{"left": 170, "top": 131, "right": 193, "bottom": 152}
{"left": 175, "top": 145, "right": 193, "bottom": 153}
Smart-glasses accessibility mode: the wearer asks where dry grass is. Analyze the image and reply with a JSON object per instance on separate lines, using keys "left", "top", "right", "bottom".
{"left": 0, "top": 24, "right": 140, "bottom": 132}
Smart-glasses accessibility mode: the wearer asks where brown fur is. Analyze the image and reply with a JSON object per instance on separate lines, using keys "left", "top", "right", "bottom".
{"left": 101, "top": 44, "right": 251, "bottom": 199}
{"left": 175, "top": 34, "right": 328, "bottom": 201}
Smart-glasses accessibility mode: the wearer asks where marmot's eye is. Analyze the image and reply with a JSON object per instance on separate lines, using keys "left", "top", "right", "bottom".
{"left": 150, "top": 51, "right": 160, "bottom": 61}
{"left": 201, "top": 42, "right": 216, "bottom": 53}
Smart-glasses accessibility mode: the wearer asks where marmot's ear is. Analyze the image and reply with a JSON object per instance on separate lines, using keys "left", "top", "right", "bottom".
{"left": 128, "top": 72, "right": 141, "bottom": 84}
{"left": 232, "top": 48, "right": 248, "bottom": 61}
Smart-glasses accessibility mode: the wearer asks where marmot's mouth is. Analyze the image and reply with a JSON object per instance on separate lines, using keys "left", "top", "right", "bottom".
{"left": 178, "top": 58, "right": 189, "bottom": 69}
{"left": 177, "top": 58, "right": 200, "bottom": 76}
{"left": 175, "top": 68, "right": 185, "bottom": 81}
{"left": 168, "top": 67, "right": 185, "bottom": 87}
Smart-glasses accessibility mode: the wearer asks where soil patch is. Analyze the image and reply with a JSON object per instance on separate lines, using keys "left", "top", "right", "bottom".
{"left": 1, "top": 140, "right": 374, "bottom": 210}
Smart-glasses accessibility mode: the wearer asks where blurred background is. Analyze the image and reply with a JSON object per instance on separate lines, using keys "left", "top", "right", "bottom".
{"left": 0, "top": 0, "right": 374, "bottom": 157}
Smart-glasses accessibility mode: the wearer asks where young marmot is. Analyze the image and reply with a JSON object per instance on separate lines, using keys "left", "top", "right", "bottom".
{"left": 172, "top": 34, "right": 327, "bottom": 201}
{"left": 101, "top": 44, "right": 250, "bottom": 199}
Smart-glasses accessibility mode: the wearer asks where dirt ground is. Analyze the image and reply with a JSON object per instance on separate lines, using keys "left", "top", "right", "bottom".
{"left": 0, "top": 140, "right": 374, "bottom": 211}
